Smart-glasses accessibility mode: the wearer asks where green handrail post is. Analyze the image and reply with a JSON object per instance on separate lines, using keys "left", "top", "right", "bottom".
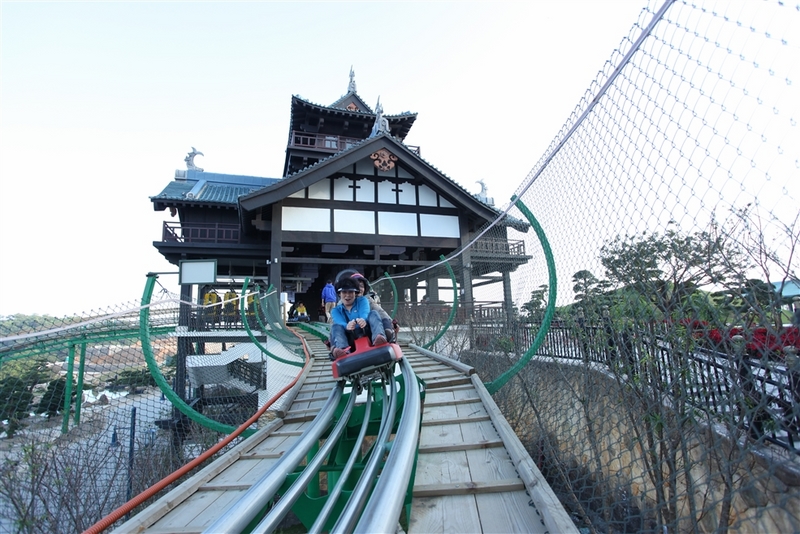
{"left": 74, "top": 341, "right": 87, "bottom": 425}
{"left": 62, "top": 343, "right": 76, "bottom": 433}
{"left": 484, "top": 197, "right": 557, "bottom": 395}
{"left": 422, "top": 256, "right": 458, "bottom": 350}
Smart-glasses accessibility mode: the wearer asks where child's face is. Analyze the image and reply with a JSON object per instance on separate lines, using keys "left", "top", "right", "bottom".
{"left": 341, "top": 289, "right": 357, "bottom": 306}
{"left": 357, "top": 282, "right": 365, "bottom": 296}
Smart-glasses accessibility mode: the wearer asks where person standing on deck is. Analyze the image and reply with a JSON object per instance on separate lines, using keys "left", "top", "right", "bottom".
{"left": 321, "top": 279, "right": 337, "bottom": 323}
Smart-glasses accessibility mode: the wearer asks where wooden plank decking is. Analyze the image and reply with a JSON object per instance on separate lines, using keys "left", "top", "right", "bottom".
{"left": 406, "top": 349, "right": 575, "bottom": 534}
{"left": 114, "top": 335, "right": 576, "bottom": 534}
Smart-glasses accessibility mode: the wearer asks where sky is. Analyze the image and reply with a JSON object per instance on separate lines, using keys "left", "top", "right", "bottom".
{"left": 0, "top": 1, "right": 650, "bottom": 318}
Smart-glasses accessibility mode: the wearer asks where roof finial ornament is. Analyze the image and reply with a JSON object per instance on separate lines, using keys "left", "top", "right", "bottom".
{"left": 185, "top": 147, "right": 204, "bottom": 172}
{"left": 348, "top": 66, "right": 357, "bottom": 93}
{"left": 476, "top": 179, "right": 494, "bottom": 206}
{"left": 369, "top": 97, "right": 390, "bottom": 137}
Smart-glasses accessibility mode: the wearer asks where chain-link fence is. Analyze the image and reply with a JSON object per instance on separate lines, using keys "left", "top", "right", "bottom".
{"left": 0, "top": 277, "right": 306, "bottom": 533}
{"left": 1, "top": 1, "right": 798, "bottom": 532}
{"left": 389, "top": 1, "right": 799, "bottom": 532}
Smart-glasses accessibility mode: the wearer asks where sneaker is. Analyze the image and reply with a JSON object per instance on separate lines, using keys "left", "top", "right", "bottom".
{"left": 373, "top": 334, "right": 387, "bottom": 346}
{"left": 332, "top": 347, "right": 349, "bottom": 359}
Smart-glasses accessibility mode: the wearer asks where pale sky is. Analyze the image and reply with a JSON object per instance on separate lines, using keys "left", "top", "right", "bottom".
{"left": 0, "top": 1, "right": 649, "bottom": 317}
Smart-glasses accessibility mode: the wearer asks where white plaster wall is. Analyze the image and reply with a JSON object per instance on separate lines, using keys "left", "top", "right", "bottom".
{"left": 355, "top": 178, "right": 375, "bottom": 203}
{"left": 283, "top": 207, "right": 330, "bottom": 232}
{"left": 378, "top": 181, "right": 396, "bottom": 204}
{"left": 308, "top": 179, "right": 330, "bottom": 200}
{"left": 334, "top": 209, "right": 375, "bottom": 234}
{"left": 379, "top": 212, "right": 418, "bottom": 236}
{"left": 333, "top": 176, "right": 353, "bottom": 201}
{"left": 418, "top": 184, "right": 438, "bottom": 207}
{"left": 420, "top": 213, "right": 460, "bottom": 238}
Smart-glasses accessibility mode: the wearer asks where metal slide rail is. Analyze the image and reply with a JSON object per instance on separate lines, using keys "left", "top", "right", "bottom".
{"left": 202, "top": 383, "right": 345, "bottom": 533}
{"left": 309, "top": 380, "right": 378, "bottom": 534}
{"left": 354, "top": 356, "right": 421, "bottom": 534}
{"left": 203, "top": 358, "right": 421, "bottom": 534}
{"left": 250, "top": 385, "right": 359, "bottom": 533}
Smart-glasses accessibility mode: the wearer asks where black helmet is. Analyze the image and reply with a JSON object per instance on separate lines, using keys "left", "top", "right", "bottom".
{"left": 335, "top": 269, "right": 359, "bottom": 284}
{"left": 335, "top": 269, "right": 370, "bottom": 293}
{"left": 336, "top": 277, "right": 360, "bottom": 294}
{"left": 350, "top": 272, "right": 371, "bottom": 293}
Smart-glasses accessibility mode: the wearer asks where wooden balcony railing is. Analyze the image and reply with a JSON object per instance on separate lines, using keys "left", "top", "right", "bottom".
{"left": 290, "top": 131, "right": 420, "bottom": 155}
{"left": 472, "top": 238, "right": 526, "bottom": 256}
{"left": 162, "top": 221, "right": 240, "bottom": 244}
{"left": 395, "top": 301, "right": 508, "bottom": 326}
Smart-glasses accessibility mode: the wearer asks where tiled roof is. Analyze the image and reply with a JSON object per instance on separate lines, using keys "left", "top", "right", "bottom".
{"left": 151, "top": 171, "right": 279, "bottom": 206}
{"left": 772, "top": 279, "right": 800, "bottom": 298}
{"left": 293, "top": 94, "right": 416, "bottom": 119}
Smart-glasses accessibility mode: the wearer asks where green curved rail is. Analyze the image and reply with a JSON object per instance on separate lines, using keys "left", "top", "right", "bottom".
{"left": 140, "top": 275, "right": 254, "bottom": 436}
{"left": 422, "top": 256, "right": 459, "bottom": 350}
{"left": 484, "top": 197, "right": 557, "bottom": 395}
{"left": 252, "top": 285, "right": 271, "bottom": 336}
{"left": 383, "top": 271, "right": 399, "bottom": 320}
{"left": 250, "top": 284, "right": 277, "bottom": 338}
{"left": 0, "top": 326, "right": 174, "bottom": 363}
{"left": 294, "top": 321, "right": 330, "bottom": 341}
{"left": 240, "top": 278, "right": 303, "bottom": 367}
{"left": 247, "top": 284, "right": 302, "bottom": 348}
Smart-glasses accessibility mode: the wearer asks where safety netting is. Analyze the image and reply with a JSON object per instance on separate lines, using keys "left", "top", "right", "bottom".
{"left": 382, "top": 1, "right": 799, "bottom": 532}
{"left": 1, "top": 1, "right": 799, "bottom": 532}
{"left": 0, "top": 277, "right": 306, "bottom": 532}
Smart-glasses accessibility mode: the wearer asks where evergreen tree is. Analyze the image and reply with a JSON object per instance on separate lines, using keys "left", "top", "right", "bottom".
{"left": 36, "top": 377, "right": 75, "bottom": 419}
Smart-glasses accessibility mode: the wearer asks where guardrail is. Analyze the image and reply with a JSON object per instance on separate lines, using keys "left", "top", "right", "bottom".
{"left": 162, "top": 221, "right": 240, "bottom": 243}
{"left": 289, "top": 131, "right": 421, "bottom": 155}
{"left": 489, "top": 324, "right": 800, "bottom": 453}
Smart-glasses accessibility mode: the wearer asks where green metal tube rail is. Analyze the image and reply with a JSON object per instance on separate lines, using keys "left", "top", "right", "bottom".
{"left": 240, "top": 278, "right": 303, "bottom": 367}
{"left": 484, "top": 197, "right": 557, "bottom": 394}
{"left": 140, "top": 274, "right": 255, "bottom": 436}
{"left": 384, "top": 271, "right": 399, "bottom": 319}
{"left": 422, "top": 256, "right": 459, "bottom": 350}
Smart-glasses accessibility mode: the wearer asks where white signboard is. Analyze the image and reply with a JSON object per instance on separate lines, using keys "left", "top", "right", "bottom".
{"left": 179, "top": 259, "right": 217, "bottom": 285}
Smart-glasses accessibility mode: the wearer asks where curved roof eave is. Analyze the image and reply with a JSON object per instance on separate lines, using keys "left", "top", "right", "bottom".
{"left": 291, "top": 94, "right": 417, "bottom": 121}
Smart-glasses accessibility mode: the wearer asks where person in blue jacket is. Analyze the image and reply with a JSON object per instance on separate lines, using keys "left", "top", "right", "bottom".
{"left": 330, "top": 277, "right": 388, "bottom": 359}
{"left": 321, "top": 279, "right": 337, "bottom": 323}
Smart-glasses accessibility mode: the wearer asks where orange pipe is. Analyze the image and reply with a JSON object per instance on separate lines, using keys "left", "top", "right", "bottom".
{"left": 83, "top": 332, "right": 312, "bottom": 534}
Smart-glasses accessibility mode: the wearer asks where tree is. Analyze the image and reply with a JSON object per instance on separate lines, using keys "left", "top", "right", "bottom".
{"left": 0, "top": 360, "right": 48, "bottom": 437}
{"left": 0, "top": 378, "right": 35, "bottom": 438}
{"left": 572, "top": 270, "right": 613, "bottom": 321}
{"left": 713, "top": 205, "right": 799, "bottom": 332}
{"left": 600, "top": 226, "right": 744, "bottom": 321}
{"left": 521, "top": 285, "right": 548, "bottom": 322}
{"left": 35, "top": 378, "right": 76, "bottom": 419}
{"left": 572, "top": 270, "right": 600, "bottom": 301}
{"left": 0, "top": 314, "right": 62, "bottom": 336}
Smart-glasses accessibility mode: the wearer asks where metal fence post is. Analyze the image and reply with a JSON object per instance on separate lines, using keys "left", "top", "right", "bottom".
{"left": 61, "top": 343, "right": 76, "bottom": 434}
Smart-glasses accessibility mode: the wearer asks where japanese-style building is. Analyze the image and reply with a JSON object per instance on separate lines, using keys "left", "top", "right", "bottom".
{"left": 150, "top": 71, "right": 530, "bottom": 312}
